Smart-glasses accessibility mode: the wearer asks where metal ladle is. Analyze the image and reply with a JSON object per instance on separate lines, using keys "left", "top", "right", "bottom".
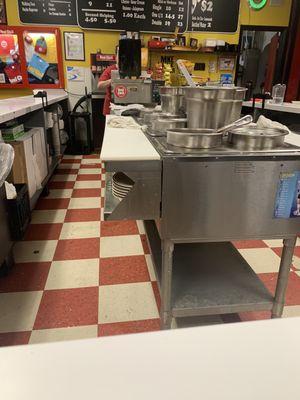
{"left": 216, "top": 115, "right": 253, "bottom": 134}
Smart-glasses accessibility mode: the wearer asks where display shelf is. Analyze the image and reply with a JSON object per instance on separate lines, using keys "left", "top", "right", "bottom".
{"left": 144, "top": 220, "right": 274, "bottom": 318}
{"left": 149, "top": 48, "right": 238, "bottom": 55}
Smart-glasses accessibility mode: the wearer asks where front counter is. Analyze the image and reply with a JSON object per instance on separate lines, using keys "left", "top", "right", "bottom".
{"left": 101, "top": 116, "right": 300, "bottom": 329}
{"left": 1, "top": 317, "right": 300, "bottom": 399}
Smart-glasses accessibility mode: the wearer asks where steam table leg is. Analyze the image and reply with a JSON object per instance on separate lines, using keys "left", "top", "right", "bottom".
{"left": 272, "top": 237, "right": 297, "bottom": 318}
{"left": 160, "top": 240, "right": 174, "bottom": 330}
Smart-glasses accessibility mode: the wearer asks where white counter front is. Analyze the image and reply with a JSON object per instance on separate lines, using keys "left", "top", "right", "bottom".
{"left": 0, "top": 90, "right": 68, "bottom": 124}
{"left": 101, "top": 116, "right": 160, "bottom": 162}
{"left": 243, "top": 100, "right": 300, "bottom": 114}
{"left": 0, "top": 317, "right": 300, "bottom": 399}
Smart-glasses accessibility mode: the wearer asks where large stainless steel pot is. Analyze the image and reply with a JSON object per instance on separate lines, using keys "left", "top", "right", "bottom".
{"left": 184, "top": 87, "right": 247, "bottom": 130}
{"left": 228, "top": 127, "right": 288, "bottom": 150}
{"left": 150, "top": 117, "right": 187, "bottom": 136}
{"left": 160, "top": 86, "right": 185, "bottom": 116}
{"left": 143, "top": 111, "right": 162, "bottom": 125}
{"left": 166, "top": 128, "right": 223, "bottom": 149}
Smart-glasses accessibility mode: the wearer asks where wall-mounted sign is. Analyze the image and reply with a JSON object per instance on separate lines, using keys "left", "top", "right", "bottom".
{"left": 18, "top": 0, "right": 240, "bottom": 33}
{"left": 248, "top": 0, "right": 268, "bottom": 10}
{"left": 18, "top": 0, "right": 77, "bottom": 26}
{"left": 188, "top": 0, "right": 240, "bottom": 32}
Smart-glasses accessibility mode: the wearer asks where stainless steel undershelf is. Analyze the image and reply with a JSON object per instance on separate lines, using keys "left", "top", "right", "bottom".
{"left": 144, "top": 220, "right": 274, "bottom": 318}
{"left": 103, "top": 173, "right": 121, "bottom": 220}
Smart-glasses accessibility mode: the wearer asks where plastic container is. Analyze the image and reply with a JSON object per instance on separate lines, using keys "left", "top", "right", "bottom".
{"left": 6, "top": 184, "right": 31, "bottom": 241}
{"left": 272, "top": 84, "right": 286, "bottom": 104}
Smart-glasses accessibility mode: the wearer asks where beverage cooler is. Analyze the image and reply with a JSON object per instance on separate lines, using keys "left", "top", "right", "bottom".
{"left": 0, "top": 25, "right": 64, "bottom": 89}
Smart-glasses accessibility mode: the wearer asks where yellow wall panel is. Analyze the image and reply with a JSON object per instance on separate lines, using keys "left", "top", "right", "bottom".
{"left": 0, "top": 0, "right": 292, "bottom": 99}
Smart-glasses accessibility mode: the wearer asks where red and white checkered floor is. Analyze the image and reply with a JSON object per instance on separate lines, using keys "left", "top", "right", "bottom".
{"left": 1, "top": 154, "right": 300, "bottom": 347}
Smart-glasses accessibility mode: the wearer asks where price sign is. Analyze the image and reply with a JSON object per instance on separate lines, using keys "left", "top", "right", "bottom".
{"left": 188, "top": 0, "right": 240, "bottom": 32}
{"left": 77, "top": 0, "right": 188, "bottom": 33}
{"left": 18, "top": 0, "right": 77, "bottom": 26}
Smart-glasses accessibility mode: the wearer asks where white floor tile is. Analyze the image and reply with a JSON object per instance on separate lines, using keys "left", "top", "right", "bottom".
{"left": 74, "top": 181, "right": 102, "bottom": 189}
{"left": 145, "top": 255, "right": 156, "bottom": 281}
{"left": 264, "top": 238, "right": 300, "bottom": 248}
{"left": 45, "top": 259, "right": 99, "bottom": 290}
{"left": 57, "top": 163, "right": 80, "bottom": 170}
{"left": 51, "top": 174, "right": 77, "bottom": 182}
{"left": 47, "top": 189, "right": 73, "bottom": 199}
{"left": 78, "top": 168, "right": 101, "bottom": 175}
{"left": 81, "top": 158, "right": 101, "bottom": 165}
{"left": 0, "top": 291, "right": 43, "bottom": 333}
{"left": 13, "top": 241, "right": 58, "bottom": 263}
{"left": 30, "top": 325, "right": 97, "bottom": 344}
{"left": 99, "top": 282, "right": 159, "bottom": 324}
{"left": 68, "top": 197, "right": 101, "bottom": 209}
{"left": 100, "top": 235, "right": 144, "bottom": 258}
{"left": 137, "top": 220, "right": 145, "bottom": 234}
{"left": 31, "top": 210, "right": 66, "bottom": 224}
{"left": 60, "top": 221, "right": 100, "bottom": 239}
{"left": 283, "top": 306, "right": 300, "bottom": 318}
{"left": 238, "top": 248, "right": 281, "bottom": 274}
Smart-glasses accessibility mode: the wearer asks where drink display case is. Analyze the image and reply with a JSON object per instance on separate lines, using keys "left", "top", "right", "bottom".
{"left": 0, "top": 26, "right": 64, "bottom": 89}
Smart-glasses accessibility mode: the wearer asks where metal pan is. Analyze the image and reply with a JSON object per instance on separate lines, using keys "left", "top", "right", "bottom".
{"left": 150, "top": 118, "right": 187, "bottom": 136}
{"left": 166, "top": 128, "right": 223, "bottom": 149}
{"left": 228, "top": 127, "right": 289, "bottom": 150}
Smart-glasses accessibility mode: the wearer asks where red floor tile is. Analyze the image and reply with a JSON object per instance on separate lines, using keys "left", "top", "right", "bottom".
{"left": 48, "top": 181, "right": 75, "bottom": 190}
{"left": 83, "top": 155, "right": 100, "bottom": 159}
{"left": 0, "top": 332, "right": 31, "bottom": 347}
{"left": 0, "top": 262, "right": 51, "bottom": 293}
{"left": 259, "top": 272, "right": 300, "bottom": 306}
{"left": 80, "top": 163, "right": 102, "bottom": 169}
{"left": 232, "top": 240, "right": 268, "bottom": 249}
{"left": 100, "top": 255, "right": 150, "bottom": 285}
{"left": 65, "top": 208, "right": 101, "bottom": 222}
{"left": 35, "top": 198, "right": 70, "bottom": 210}
{"left": 101, "top": 221, "right": 139, "bottom": 237}
{"left": 54, "top": 169, "right": 79, "bottom": 175}
{"left": 34, "top": 287, "right": 99, "bottom": 329}
{"left": 101, "top": 181, "right": 106, "bottom": 188}
{"left": 98, "top": 319, "right": 161, "bottom": 337}
{"left": 24, "top": 223, "right": 63, "bottom": 241}
{"left": 239, "top": 311, "right": 271, "bottom": 322}
{"left": 152, "top": 281, "right": 161, "bottom": 312}
{"left": 76, "top": 174, "right": 102, "bottom": 181}
{"left": 54, "top": 238, "right": 100, "bottom": 260}
{"left": 140, "top": 234, "right": 150, "bottom": 254}
{"left": 101, "top": 197, "right": 105, "bottom": 208}
{"left": 72, "top": 189, "right": 102, "bottom": 198}
{"left": 60, "top": 159, "right": 81, "bottom": 164}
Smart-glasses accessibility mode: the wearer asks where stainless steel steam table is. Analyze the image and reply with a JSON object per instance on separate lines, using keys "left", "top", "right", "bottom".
{"left": 102, "top": 119, "right": 300, "bottom": 329}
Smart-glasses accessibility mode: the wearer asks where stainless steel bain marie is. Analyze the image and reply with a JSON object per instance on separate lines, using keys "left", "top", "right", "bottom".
{"left": 103, "top": 124, "right": 300, "bottom": 330}
{"left": 228, "top": 127, "right": 288, "bottom": 150}
{"left": 184, "top": 86, "right": 247, "bottom": 129}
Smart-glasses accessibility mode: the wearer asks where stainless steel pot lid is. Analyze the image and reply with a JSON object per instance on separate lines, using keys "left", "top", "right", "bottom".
{"left": 228, "top": 127, "right": 288, "bottom": 138}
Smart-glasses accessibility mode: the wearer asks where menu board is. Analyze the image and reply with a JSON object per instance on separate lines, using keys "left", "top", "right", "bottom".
{"left": 77, "top": 0, "right": 188, "bottom": 33}
{"left": 18, "top": 0, "right": 77, "bottom": 26}
{"left": 188, "top": 0, "right": 240, "bottom": 32}
{"left": 18, "top": 0, "right": 240, "bottom": 33}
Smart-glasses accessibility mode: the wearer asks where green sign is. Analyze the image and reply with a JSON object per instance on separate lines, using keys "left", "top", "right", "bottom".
{"left": 249, "top": 0, "right": 267, "bottom": 10}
